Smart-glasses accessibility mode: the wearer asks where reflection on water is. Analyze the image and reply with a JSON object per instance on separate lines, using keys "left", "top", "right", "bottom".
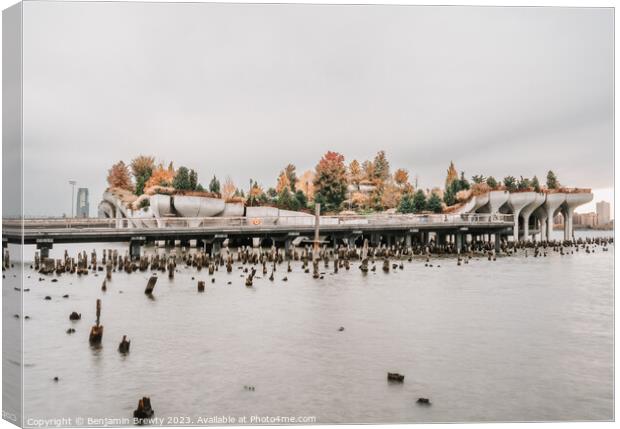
{"left": 4, "top": 231, "right": 613, "bottom": 424}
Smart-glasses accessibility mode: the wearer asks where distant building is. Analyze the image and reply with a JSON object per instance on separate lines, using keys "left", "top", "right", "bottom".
{"left": 575, "top": 212, "right": 598, "bottom": 228}
{"left": 596, "top": 201, "right": 611, "bottom": 225}
{"left": 76, "top": 188, "right": 89, "bottom": 218}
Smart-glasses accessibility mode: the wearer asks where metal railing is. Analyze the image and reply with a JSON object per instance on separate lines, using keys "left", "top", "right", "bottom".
{"left": 3, "top": 213, "right": 514, "bottom": 231}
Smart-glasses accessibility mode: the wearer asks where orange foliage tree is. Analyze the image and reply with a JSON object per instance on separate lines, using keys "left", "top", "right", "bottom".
{"left": 313, "top": 151, "right": 348, "bottom": 211}
{"left": 107, "top": 161, "right": 133, "bottom": 191}
{"left": 394, "top": 168, "right": 409, "bottom": 187}
{"left": 276, "top": 171, "right": 291, "bottom": 193}
{"left": 145, "top": 164, "right": 176, "bottom": 189}
{"left": 222, "top": 176, "right": 237, "bottom": 201}
{"left": 130, "top": 155, "right": 155, "bottom": 179}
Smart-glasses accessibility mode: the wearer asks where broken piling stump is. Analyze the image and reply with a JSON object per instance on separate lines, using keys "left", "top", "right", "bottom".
{"left": 197, "top": 281, "right": 205, "bottom": 292}
{"left": 118, "top": 335, "right": 131, "bottom": 354}
{"left": 387, "top": 372, "right": 405, "bottom": 382}
{"left": 88, "top": 299, "right": 104, "bottom": 345}
{"left": 145, "top": 276, "right": 157, "bottom": 295}
{"left": 133, "top": 397, "right": 154, "bottom": 423}
{"left": 69, "top": 312, "right": 81, "bottom": 321}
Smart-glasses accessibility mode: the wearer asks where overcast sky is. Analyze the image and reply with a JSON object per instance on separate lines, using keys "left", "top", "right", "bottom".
{"left": 21, "top": 2, "right": 613, "bottom": 216}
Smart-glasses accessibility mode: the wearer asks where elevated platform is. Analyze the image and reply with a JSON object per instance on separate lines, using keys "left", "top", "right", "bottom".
{"left": 3, "top": 214, "right": 514, "bottom": 246}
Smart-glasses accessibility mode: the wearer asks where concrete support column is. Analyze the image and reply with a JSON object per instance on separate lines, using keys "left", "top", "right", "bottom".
{"left": 211, "top": 241, "right": 221, "bottom": 258}
{"left": 405, "top": 234, "right": 412, "bottom": 247}
{"left": 456, "top": 233, "right": 463, "bottom": 253}
{"left": 40, "top": 247, "right": 50, "bottom": 260}
{"left": 513, "top": 211, "right": 521, "bottom": 242}
{"left": 370, "top": 232, "right": 380, "bottom": 246}
{"left": 36, "top": 239, "right": 54, "bottom": 261}
{"left": 129, "top": 237, "right": 145, "bottom": 260}
{"left": 494, "top": 234, "right": 501, "bottom": 252}
{"left": 564, "top": 209, "right": 575, "bottom": 241}
{"left": 545, "top": 209, "right": 554, "bottom": 241}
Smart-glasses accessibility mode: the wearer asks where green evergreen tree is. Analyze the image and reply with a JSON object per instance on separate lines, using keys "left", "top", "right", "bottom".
{"left": 173, "top": 167, "right": 191, "bottom": 190}
{"left": 486, "top": 176, "right": 498, "bottom": 189}
{"left": 426, "top": 193, "right": 443, "bottom": 213}
{"left": 531, "top": 176, "right": 541, "bottom": 192}
{"left": 294, "top": 190, "right": 308, "bottom": 209}
{"left": 397, "top": 193, "right": 414, "bottom": 213}
{"left": 209, "top": 175, "right": 221, "bottom": 194}
{"left": 546, "top": 170, "right": 559, "bottom": 189}
{"left": 189, "top": 169, "right": 198, "bottom": 191}
{"left": 372, "top": 150, "right": 390, "bottom": 181}
{"left": 412, "top": 189, "right": 427, "bottom": 213}
{"left": 503, "top": 176, "right": 517, "bottom": 191}
{"left": 471, "top": 174, "right": 486, "bottom": 184}
{"left": 459, "top": 172, "right": 470, "bottom": 190}
{"left": 517, "top": 176, "right": 531, "bottom": 191}
{"left": 135, "top": 174, "right": 149, "bottom": 196}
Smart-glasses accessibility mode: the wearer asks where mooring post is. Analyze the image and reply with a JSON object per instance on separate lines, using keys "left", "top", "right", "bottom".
{"left": 313, "top": 203, "right": 321, "bottom": 261}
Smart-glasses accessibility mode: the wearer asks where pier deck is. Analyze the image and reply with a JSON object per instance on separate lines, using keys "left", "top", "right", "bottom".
{"left": 3, "top": 214, "right": 514, "bottom": 245}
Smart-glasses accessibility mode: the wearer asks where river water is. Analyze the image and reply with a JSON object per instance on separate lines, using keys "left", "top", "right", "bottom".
{"left": 3, "top": 230, "right": 614, "bottom": 425}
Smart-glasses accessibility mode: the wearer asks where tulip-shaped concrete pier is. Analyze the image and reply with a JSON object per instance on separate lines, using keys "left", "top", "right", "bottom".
{"left": 519, "top": 193, "right": 546, "bottom": 240}
{"left": 507, "top": 192, "right": 536, "bottom": 241}
{"left": 541, "top": 193, "right": 566, "bottom": 240}
{"left": 562, "top": 193, "right": 594, "bottom": 240}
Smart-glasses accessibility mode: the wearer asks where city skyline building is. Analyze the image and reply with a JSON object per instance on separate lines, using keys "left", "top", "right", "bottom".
{"left": 596, "top": 200, "right": 611, "bottom": 225}
{"left": 76, "top": 187, "right": 89, "bottom": 218}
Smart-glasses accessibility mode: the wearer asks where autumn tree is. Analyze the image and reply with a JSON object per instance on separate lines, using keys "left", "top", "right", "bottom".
{"left": 394, "top": 168, "right": 409, "bottom": 187}
{"left": 380, "top": 183, "right": 401, "bottom": 209}
{"left": 130, "top": 155, "right": 155, "bottom": 179}
{"left": 145, "top": 164, "right": 176, "bottom": 189}
{"left": 284, "top": 164, "right": 297, "bottom": 192}
{"left": 296, "top": 170, "right": 315, "bottom": 200}
{"left": 445, "top": 161, "right": 458, "bottom": 189}
{"left": 313, "top": 151, "right": 348, "bottom": 212}
{"left": 276, "top": 171, "right": 291, "bottom": 193}
{"left": 247, "top": 180, "right": 264, "bottom": 207}
{"left": 222, "top": 176, "right": 236, "bottom": 201}
{"left": 361, "top": 160, "right": 375, "bottom": 182}
{"left": 107, "top": 161, "right": 133, "bottom": 191}
{"left": 348, "top": 160, "right": 362, "bottom": 186}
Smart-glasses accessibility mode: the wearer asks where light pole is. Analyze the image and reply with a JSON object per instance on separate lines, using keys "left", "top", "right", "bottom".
{"left": 69, "top": 180, "right": 76, "bottom": 218}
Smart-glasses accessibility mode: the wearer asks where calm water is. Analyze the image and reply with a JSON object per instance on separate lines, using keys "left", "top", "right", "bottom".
{"left": 4, "top": 231, "right": 614, "bottom": 425}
